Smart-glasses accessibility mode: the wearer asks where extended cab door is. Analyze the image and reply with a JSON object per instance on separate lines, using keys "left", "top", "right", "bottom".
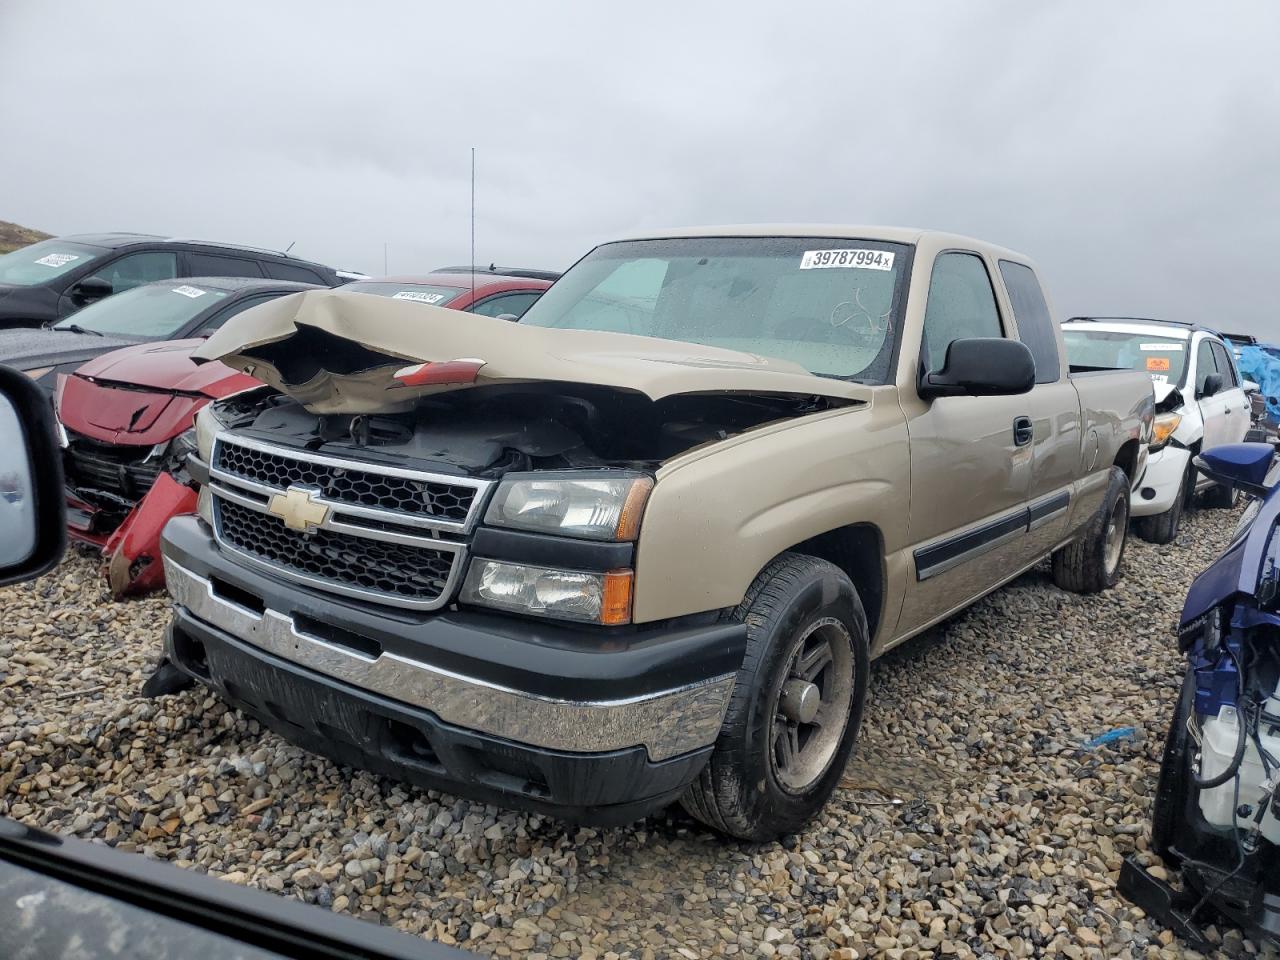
{"left": 895, "top": 250, "right": 1033, "bottom": 640}
{"left": 996, "top": 260, "right": 1078, "bottom": 556}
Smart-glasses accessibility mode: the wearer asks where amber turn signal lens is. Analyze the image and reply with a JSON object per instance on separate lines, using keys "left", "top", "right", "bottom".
{"left": 615, "top": 477, "right": 653, "bottom": 542}
{"left": 600, "top": 569, "right": 634, "bottom": 625}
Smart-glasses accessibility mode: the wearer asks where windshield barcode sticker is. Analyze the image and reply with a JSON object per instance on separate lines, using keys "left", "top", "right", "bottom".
{"left": 171, "top": 285, "right": 207, "bottom": 299}
{"left": 800, "top": 249, "right": 894, "bottom": 271}
{"left": 392, "top": 291, "right": 446, "bottom": 304}
{"left": 34, "top": 253, "right": 79, "bottom": 268}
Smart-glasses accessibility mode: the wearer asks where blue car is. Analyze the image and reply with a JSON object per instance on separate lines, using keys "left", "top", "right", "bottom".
{"left": 1122, "top": 441, "right": 1280, "bottom": 948}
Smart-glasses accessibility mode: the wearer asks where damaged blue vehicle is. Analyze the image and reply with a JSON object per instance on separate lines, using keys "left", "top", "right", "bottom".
{"left": 1122, "top": 441, "right": 1280, "bottom": 949}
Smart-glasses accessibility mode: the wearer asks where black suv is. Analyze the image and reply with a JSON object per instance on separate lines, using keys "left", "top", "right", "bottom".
{"left": 0, "top": 233, "right": 363, "bottom": 328}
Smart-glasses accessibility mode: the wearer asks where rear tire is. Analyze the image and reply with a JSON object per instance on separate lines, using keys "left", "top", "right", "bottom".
{"left": 1133, "top": 465, "right": 1190, "bottom": 545}
{"left": 680, "top": 554, "right": 870, "bottom": 841}
{"left": 1052, "top": 466, "right": 1130, "bottom": 593}
{"left": 1203, "top": 481, "right": 1239, "bottom": 509}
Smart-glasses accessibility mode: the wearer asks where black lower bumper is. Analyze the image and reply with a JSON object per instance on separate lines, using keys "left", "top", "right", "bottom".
{"left": 159, "top": 516, "right": 744, "bottom": 824}
{"left": 168, "top": 611, "right": 709, "bottom": 824}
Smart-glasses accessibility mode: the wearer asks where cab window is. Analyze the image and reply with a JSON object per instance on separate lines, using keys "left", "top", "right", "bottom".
{"left": 922, "top": 252, "right": 1004, "bottom": 374}
{"left": 998, "top": 260, "right": 1060, "bottom": 383}
{"left": 1211, "top": 341, "right": 1239, "bottom": 387}
{"left": 1195, "top": 338, "right": 1219, "bottom": 396}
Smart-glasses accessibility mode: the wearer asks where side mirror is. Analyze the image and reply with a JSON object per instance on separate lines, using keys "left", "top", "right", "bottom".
{"left": 495, "top": 313, "right": 520, "bottom": 322}
{"left": 1243, "top": 379, "right": 1260, "bottom": 395}
{"left": 70, "top": 276, "right": 113, "bottom": 302}
{"left": 1194, "top": 442, "right": 1276, "bottom": 499}
{"left": 1199, "top": 372, "right": 1223, "bottom": 399}
{"left": 919, "top": 338, "right": 1036, "bottom": 399}
{"left": 0, "top": 365, "right": 66, "bottom": 585}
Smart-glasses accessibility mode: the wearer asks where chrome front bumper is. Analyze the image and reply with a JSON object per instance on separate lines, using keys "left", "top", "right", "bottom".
{"left": 164, "top": 557, "right": 735, "bottom": 762}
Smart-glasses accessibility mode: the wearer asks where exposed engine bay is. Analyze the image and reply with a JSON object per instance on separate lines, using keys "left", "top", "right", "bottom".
{"left": 1122, "top": 445, "right": 1280, "bottom": 951}
{"left": 213, "top": 382, "right": 854, "bottom": 477}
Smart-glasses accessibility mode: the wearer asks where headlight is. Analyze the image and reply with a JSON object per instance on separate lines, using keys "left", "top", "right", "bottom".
{"left": 23, "top": 366, "right": 54, "bottom": 381}
{"left": 484, "top": 472, "right": 653, "bottom": 541}
{"left": 194, "top": 403, "right": 225, "bottom": 462}
{"left": 459, "top": 560, "right": 633, "bottom": 624}
{"left": 1151, "top": 412, "right": 1183, "bottom": 451}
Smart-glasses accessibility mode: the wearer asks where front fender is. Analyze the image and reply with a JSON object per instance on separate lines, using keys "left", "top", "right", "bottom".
{"left": 632, "top": 401, "right": 908, "bottom": 623}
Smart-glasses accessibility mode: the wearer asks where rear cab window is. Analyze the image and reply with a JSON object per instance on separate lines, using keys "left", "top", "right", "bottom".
{"left": 998, "top": 260, "right": 1060, "bottom": 383}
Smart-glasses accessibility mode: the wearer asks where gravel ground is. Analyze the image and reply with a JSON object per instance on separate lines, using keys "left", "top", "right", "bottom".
{"left": 2, "top": 506, "right": 1277, "bottom": 960}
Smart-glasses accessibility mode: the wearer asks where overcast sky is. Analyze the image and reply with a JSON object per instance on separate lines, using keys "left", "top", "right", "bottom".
{"left": 1, "top": 1, "right": 1277, "bottom": 336}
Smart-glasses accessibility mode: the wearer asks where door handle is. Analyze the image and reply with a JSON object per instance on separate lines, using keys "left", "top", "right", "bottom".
{"left": 1013, "top": 416, "right": 1033, "bottom": 446}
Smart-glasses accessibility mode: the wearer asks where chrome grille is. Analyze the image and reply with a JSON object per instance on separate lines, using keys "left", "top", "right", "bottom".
{"left": 215, "top": 439, "right": 476, "bottom": 523}
{"left": 216, "top": 499, "right": 457, "bottom": 603}
{"left": 208, "top": 433, "right": 491, "bottom": 609}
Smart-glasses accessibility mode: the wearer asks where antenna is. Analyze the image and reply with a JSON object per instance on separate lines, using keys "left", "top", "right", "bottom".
{"left": 470, "top": 146, "right": 476, "bottom": 303}
{"left": 284, "top": 241, "right": 295, "bottom": 255}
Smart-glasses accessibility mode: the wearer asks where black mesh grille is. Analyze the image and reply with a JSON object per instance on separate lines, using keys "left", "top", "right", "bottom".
{"left": 64, "top": 433, "right": 162, "bottom": 503}
{"left": 216, "top": 498, "right": 456, "bottom": 603}
{"left": 215, "top": 441, "right": 475, "bottom": 522}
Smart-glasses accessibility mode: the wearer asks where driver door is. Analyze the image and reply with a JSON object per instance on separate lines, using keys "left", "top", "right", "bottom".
{"left": 895, "top": 251, "right": 1034, "bottom": 640}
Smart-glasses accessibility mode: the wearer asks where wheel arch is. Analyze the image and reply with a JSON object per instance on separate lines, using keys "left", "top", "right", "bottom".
{"left": 783, "top": 522, "right": 886, "bottom": 643}
{"left": 1113, "top": 438, "right": 1141, "bottom": 483}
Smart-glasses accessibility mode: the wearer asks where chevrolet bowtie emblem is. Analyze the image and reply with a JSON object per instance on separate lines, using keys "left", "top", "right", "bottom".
{"left": 267, "top": 486, "right": 330, "bottom": 533}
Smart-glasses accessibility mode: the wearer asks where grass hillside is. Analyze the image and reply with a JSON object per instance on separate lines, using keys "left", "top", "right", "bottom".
{"left": 0, "top": 220, "right": 52, "bottom": 254}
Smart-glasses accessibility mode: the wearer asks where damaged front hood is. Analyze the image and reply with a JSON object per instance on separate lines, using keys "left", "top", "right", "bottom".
{"left": 194, "top": 289, "right": 871, "bottom": 413}
{"left": 77, "top": 339, "right": 258, "bottom": 397}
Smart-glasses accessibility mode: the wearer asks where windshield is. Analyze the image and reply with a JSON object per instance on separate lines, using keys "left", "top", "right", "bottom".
{"left": 1062, "top": 328, "right": 1190, "bottom": 386}
{"left": 0, "top": 240, "right": 104, "bottom": 286}
{"left": 343, "top": 281, "right": 464, "bottom": 306}
{"left": 518, "top": 236, "right": 911, "bottom": 382}
{"left": 52, "top": 283, "right": 227, "bottom": 338}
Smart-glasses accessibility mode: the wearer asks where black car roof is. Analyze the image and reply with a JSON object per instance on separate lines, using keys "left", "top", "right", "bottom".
{"left": 147, "top": 276, "right": 319, "bottom": 294}
{"left": 58, "top": 233, "right": 333, "bottom": 268}
{"left": 59, "top": 232, "right": 165, "bottom": 249}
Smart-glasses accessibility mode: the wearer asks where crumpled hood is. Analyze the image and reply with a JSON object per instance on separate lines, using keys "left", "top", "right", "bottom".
{"left": 76, "top": 338, "right": 258, "bottom": 397}
{"left": 194, "top": 289, "right": 871, "bottom": 414}
{"left": 0, "top": 327, "right": 140, "bottom": 370}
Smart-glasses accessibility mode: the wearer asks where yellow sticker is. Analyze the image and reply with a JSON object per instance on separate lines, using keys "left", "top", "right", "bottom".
{"left": 1146, "top": 356, "right": 1171, "bottom": 371}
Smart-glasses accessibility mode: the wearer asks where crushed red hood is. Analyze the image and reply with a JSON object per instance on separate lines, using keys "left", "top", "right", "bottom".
{"left": 59, "top": 339, "right": 261, "bottom": 446}
{"left": 75, "top": 339, "right": 258, "bottom": 397}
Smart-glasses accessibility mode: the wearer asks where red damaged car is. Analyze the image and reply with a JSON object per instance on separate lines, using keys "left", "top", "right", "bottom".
{"left": 56, "top": 269, "right": 556, "bottom": 597}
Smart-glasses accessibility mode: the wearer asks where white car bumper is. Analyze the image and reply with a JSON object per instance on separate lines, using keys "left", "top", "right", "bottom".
{"left": 1131, "top": 445, "right": 1192, "bottom": 517}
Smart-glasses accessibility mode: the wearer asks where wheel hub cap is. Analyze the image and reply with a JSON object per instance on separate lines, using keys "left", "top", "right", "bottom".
{"left": 780, "top": 679, "right": 821, "bottom": 724}
{"left": 769, "top": 617, "right": 856, "bottom": 795}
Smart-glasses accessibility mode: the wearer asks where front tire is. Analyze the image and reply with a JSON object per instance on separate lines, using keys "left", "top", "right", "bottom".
{"left": 1202, "top": 481, "right": 1239, "bottom": 509}
{"left": 680, "top": 554, "right": 870, "bottom": 841}
{"left": 1133, "top": 465, "right": 1190, "bottom": 545}
{"left": 1052, "top": 465, "right": 1130, "bottom": 593}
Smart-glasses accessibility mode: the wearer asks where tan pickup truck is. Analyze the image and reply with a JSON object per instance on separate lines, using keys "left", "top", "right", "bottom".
{"left": 153, "top": 226, "right": 1153, "bottom": 839}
